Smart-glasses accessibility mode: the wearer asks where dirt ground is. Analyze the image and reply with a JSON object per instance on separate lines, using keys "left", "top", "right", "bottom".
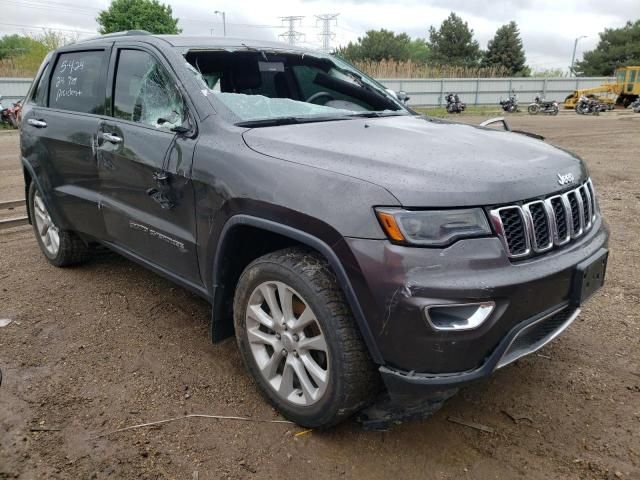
{"left": 0, "top": 113, "right": 639, "bottom": 480}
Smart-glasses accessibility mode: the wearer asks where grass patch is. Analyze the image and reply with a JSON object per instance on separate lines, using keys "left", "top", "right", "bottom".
{"left": 414, "top": 106, "right": 507, "bottom": 117}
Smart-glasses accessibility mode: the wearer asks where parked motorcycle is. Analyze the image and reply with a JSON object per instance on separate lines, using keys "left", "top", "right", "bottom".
{"left": 575, "top": 95, "right": 606, "bottom": 115}
{"left": 11, "top": 99, "right": 23, "bottom": 126}
{"left": 0, "top": 96, "right": 18, "bottom": 128}
{"left": 499, "top": 91, "right": 518, "bottom": 113}
{"left": 528, "top": 94, "right": 559, "bottom": 115}
{"left": 630, "top": 98, "right": 640, "bottom": 113}
{"left": 445, "top": 92, "right": 466, "bottom": 113}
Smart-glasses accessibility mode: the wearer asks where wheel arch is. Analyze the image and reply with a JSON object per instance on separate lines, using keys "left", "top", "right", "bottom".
{"left": 22, "top": 162, "right": 33, "bottom": 224}
{"left": 22, "top": 159, "right": 72, "bottom": 231}
{"left": 210, "top": 215, "right": 383, "bottom": 364}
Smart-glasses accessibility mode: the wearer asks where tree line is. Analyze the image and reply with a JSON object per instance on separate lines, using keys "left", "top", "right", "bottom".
{"left": 336, "top": 13, "right": 529, "bottom": 76}
{"left": 337, "top": 13, "right": 640, "bottom": 77}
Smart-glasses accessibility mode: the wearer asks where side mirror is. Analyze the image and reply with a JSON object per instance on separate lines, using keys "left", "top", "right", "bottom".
{"left": 396, "top": 91, "right": 410, "bottom": 105}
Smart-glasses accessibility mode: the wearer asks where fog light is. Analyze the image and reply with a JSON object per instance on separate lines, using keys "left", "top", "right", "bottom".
{"left": 425, "top": 302, "right": 495, "bottom": 331}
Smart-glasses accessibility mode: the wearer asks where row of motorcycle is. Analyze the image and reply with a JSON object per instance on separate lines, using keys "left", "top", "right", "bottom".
{"left": 446, "top": 91, "right": 559, "bottom": 115}
{"left": 0, "top": 96, "right": 22, "bottom": 128}
{"left": 445, "top": 90, "right": 640, "bottom": 115}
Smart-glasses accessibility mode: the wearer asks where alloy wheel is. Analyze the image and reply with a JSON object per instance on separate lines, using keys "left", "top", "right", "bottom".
{"left": 33, "top": 191, "right": 60, "bottom": 256}
{"left": 245, "top": 281, "right": 329, "bottom": 406}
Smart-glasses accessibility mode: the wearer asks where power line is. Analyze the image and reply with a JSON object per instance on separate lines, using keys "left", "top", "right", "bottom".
{"left": 315, "top": 13, "right": 339, "bottom": 53}
{"left": 0, "top": 22, "right": 97, "bottom": 35}
{"left": 279, "top": 16, "right": 305, "bottom": 46}
{"left": 4, "top": 0, "right": 98, "bottom": 17}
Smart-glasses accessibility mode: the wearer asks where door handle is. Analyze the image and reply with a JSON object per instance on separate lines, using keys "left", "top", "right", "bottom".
{"left": 27, "top": 118, "right": 47, "bottom": 128}
{"left": 102, "top": 132, "right": 122, "bottom": 144}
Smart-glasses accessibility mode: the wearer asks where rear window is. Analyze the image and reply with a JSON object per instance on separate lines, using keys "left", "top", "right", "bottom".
{"left": 49, "top": 50, "right": 107, "bottom": 114}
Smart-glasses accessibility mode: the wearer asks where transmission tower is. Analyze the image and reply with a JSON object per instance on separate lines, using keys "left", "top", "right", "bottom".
{"left": 279, "top": 16, "right": 305, "bottom": 46}
{"left": 316, "top": 13, "right": 339, "bottom": 53}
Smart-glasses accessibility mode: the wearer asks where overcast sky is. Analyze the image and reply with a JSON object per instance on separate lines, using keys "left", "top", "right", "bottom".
{"left": 4, "top": 0, "right": 640, "bottom": 71}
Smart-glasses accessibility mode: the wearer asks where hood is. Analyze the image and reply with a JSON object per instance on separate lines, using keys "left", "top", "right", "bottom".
{"left": 242, "top": 115, "right": 588, "bottom": 207}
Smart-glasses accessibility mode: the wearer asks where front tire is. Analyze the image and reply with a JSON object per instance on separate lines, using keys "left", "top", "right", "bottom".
{"left": 233, "top": 248, "right": 378, "bottom": 428}
{"left": 528, "top": 104, "right": 540, "bottom": 115}
{"left": 28, "top": 182, "right": 90, "bottom": 267}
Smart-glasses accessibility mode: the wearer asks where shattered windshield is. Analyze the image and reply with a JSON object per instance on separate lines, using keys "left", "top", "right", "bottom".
{"left": 182, "top": 48, "right": 408, "bottom": 124}
{"left": 213, "top": 92, "right": 355, "bottom": 121}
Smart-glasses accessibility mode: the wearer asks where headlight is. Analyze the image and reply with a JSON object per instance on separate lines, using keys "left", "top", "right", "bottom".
{"left": 375, "top": 208, "right": 491, "bottom": 246}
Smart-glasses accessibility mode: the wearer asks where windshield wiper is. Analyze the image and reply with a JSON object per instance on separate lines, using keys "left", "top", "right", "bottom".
{"left": 235, "top": 116, "right": 351, "bottom": 128}
{"left": 347, "top": 111, "right": 407, "bottom": 118}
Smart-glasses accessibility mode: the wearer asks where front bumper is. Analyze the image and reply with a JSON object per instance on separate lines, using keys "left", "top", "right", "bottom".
{"left": 380, "top": 303, "right": 581, "bottom": 397}
{"left": 341, "top": 217, "right": 609, "bottom": 396}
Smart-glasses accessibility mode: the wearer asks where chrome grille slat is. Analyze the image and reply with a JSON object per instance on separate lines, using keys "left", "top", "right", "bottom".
{"left": 490, "top": 180, "right": 598, "bottom": 260}
{"left": 579, "top": 186, "right": 592, "bottom": 229}
{"left": 565, "top": 190, "right": 583, "bottom": 238}
{"left": 523, "top": 201, "right": 553, "bottom": 252}
{"left": 586, "top": 180, "right": 597, "bottom": 222}
{"left": 546, "top": 195, "right": 571, "bottom": 245}
{"left": 489, "top": 206, "right": 531, "bottom": 258}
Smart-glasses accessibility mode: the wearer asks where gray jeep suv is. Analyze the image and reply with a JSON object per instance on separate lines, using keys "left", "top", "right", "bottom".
{"left": 20, "top": 32, "right": 608, "bottom": 429}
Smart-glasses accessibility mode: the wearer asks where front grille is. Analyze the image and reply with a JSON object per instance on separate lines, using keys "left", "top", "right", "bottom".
{"left": 490, "top": 180, "right": 598, "bottom": 260}
{"left": 498, "top": 307, "right": 578, "bottom": 368}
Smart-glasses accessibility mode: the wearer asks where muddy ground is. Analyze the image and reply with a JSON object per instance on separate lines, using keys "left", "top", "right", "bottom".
{"left": 0, "top": 113, "right": 639, "bottom": 479}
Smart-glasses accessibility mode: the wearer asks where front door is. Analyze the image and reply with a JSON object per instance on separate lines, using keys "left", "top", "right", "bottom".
{"left": 97, "top": 47, "right": 200, "bottom": 285}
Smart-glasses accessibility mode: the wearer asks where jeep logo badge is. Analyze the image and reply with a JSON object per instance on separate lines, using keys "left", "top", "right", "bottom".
{"left": 557, "top": 172, "right": 575, "bottom": 186}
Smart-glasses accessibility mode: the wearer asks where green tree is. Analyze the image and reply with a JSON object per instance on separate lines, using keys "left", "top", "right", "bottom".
{"left": 428, "top": 13, "right": 481, "bottom": 67}
{"left": 0, "top": 31, "right": 75, "bottom": 76}
{"left": 336, "top": 29, "right": 412, "bottom": 62}
{"left": 408, "top": 38, "right": 430, "bottom": 64}
{"left": 481, "top": 21, "right": 528, "bottom": 76}
{"left": 0, "top": 35, "right": 42, "bottom": 60}
{"left": 97, "top": 0, "right": 181, "bottom": 35}
{"left": 575, "top": 20, "right": 640, "bottom": 76}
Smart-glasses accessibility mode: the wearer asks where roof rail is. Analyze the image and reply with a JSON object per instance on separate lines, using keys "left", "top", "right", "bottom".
{"left": 80, "top": 30, "right": 152, "bottom": 42}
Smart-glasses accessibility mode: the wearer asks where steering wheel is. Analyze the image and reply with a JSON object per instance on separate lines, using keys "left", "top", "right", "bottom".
{"left": 306, "top": 91, "right": 335, "bottom": 105}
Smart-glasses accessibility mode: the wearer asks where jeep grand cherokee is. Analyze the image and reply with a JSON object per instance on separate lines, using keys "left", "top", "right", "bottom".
{"left": 20, "top": 31, "right": 608, "bottom": 429}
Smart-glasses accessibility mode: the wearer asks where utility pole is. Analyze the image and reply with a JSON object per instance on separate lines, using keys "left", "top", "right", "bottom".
{"left": 214, "top": 10, "right": 226, "bottom": 37}
{"left": 570, "top": 35, "right": 587, "bottom": 77}
{"left": 315, "top": 13, "right": 339, "bottom": 53}
{"left": 279, "top": 16, "right": 305, "bottom": 46}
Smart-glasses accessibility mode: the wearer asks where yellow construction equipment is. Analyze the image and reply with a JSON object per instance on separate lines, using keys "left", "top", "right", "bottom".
{"left": 563, "top": 66, "right": 640, "bottom": 109}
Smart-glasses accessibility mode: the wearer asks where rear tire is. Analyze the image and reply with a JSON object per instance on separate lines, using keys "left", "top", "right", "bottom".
{"left": 233, "top": 247, "right": 379, "bottom": 428}
{"left": 28, "top": 182, "right": 90, "bottom": 267}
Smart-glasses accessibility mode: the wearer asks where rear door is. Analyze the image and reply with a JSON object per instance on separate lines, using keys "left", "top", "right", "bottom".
{"left": 97, "top": 45, "right": 200, "bottom": 285}
{"left": 21, "top": 48, "right": 109, "bottom": 238}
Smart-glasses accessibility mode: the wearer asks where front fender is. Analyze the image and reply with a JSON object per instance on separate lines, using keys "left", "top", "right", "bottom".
{"left": 209, "top": 214, "right": 384, "bottom": 364}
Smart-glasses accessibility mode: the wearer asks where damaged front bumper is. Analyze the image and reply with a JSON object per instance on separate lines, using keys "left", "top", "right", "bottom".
{"left": 342, "top": 219, "right": 608, "bottom": 428}
{"left": 380, "top": 303, "right": 581, "bottom": 397}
